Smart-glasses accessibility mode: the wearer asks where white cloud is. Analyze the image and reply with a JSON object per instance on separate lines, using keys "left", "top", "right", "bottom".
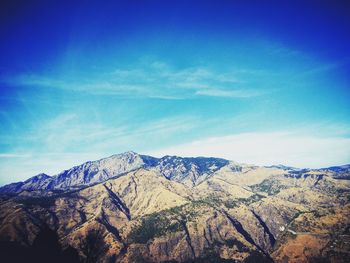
{"left": 149, "top": 131, "right": 350, "bottom": 168}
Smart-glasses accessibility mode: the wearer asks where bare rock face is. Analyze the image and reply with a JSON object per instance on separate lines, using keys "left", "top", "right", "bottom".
{"left": 0, "top": 152, "right": 228, "bottom": 193}
{"left": 152, "top": 155, "right": 229, "bottom": 186}
{"left": 0, "top": 152, "right": 349, "bottom": 263}
{"left": 0, "top": 173, "right": 51, "bottom": 193}
{"left": 0, "top": 151, "right": 149, "bottom": 193}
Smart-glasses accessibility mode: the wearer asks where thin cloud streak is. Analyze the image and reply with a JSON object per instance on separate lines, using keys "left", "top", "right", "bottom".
{"left": 4, "top": 62, "right": 263, "bottom": 99}
{"left": 0, "top": 153, "right": 32, "bottom": 158}
{"left": 1, "top": 113, "right": 200, "bottom": 157}
{"left": 195, "top": 88, "right": 261, "bottom": 98}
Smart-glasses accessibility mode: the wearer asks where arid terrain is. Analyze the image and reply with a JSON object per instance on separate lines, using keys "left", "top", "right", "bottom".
{"left": 0, "top": 152, "right": 349, "bottom": 262}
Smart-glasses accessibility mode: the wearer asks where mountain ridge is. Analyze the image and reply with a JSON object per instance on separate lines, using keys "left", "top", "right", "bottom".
{"left": 0, "top": 151, "right": 232, "bottom": 193}
{"left": 1, "top": 151, "right": 349, "bottom": 194}
{"left": 0, "top": 151, "right": 349, "bottom": 262}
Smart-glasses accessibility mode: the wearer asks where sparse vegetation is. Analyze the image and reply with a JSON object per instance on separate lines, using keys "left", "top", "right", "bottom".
{"left": 128, "top": 201, "right": 212, "bottom": 243}
{"left": 191, "top": 194, "right": 223, "bottom": 208}
{"left": 127, "top": 211, "right": 184, "bottom": 243}
{"left": 16, "top": 196, "right": 56, "bottom": 208}
{"left": 15, "top": 191, "right": 87, "bottom": 208}
{"left": 223, "top": 200, "right": 238, "bottom": 209}
{"left": 251, "top": 179, "right": 288, "bottom": 196}
{"left": 238, "top": 194, "right": 264, "bottom": 205}
{"left": 225, "top": 238, "right": 249, "bottom": 252}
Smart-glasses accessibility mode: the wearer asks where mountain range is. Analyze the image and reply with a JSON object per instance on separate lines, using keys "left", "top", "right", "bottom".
{"left": 0, "top": 151, "right": 349, "bottom": 263}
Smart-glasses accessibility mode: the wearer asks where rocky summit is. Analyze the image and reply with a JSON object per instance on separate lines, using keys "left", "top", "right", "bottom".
{"left": 0, "top": 152, "right": 349, "bottom": 263}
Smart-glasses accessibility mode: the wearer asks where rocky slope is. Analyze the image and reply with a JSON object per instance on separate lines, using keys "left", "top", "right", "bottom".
{"left": 0, "top": 152, "right": 228, "bottom": 193}
{"left": 0, "top": 152, "right": 349, "bottom": 263}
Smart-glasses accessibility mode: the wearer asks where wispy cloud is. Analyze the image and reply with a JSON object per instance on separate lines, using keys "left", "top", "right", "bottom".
{"left": 0, "top": 153, "right": 32, "bottom": 158}
{"left": 302, "top": 58, "right": 350, "bottom": 76}
{"left": 7, "top": 112, "right": 200, "bottom": 154}
{"left": 4, "top": 61, "right": 263, "bottom": 99}
{"left": 0, "top": 113, "right": 201, "bottom": 185}
{"left": 292, "top": 57, "right": 350, "bottom": 79}
{"left": 195, "top": 88, "right": 260, "bottom": 98}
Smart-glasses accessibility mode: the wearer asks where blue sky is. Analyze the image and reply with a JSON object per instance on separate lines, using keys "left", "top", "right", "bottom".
{"left": 0, "top": 0, "right": 350, "bottom": 184}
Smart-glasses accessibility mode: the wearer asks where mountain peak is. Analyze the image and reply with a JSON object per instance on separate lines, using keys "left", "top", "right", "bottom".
{"left": 0, "top": 152, "right": 232, "bottom": 193}
{"left": 118, "top": 150, "right": 139, "bottom": 156}
{"left": 24, "top": 173, "right": 51, "bottom": 183}
{"left": 105, "top": 151, "right": 140, "bottom": 160}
